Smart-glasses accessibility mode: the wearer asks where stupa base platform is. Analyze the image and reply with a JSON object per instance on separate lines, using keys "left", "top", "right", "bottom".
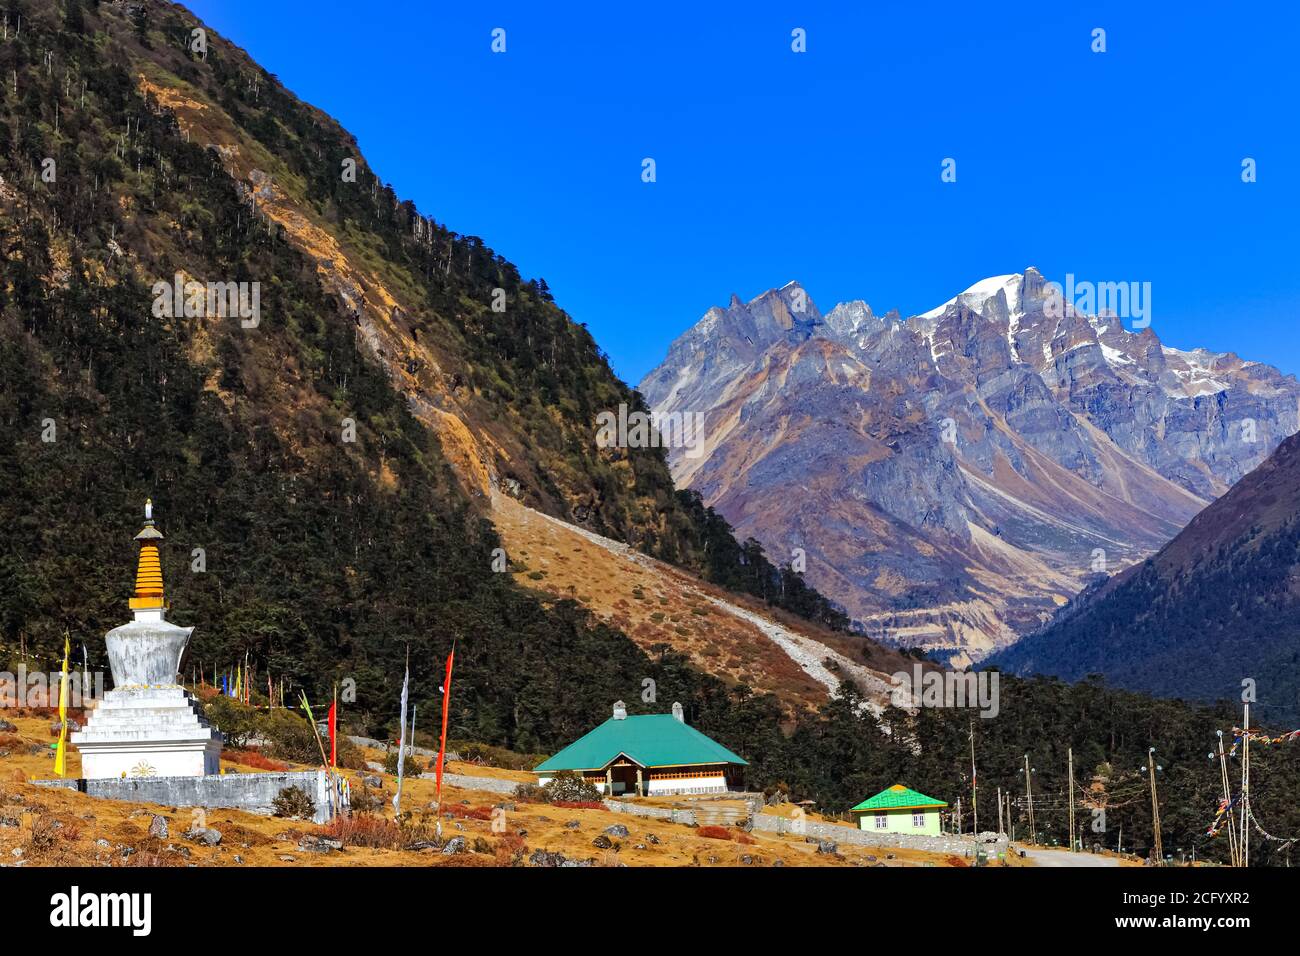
{"left": 70, "top": 686, "right": 222, "bottom": 780}
{"left": 33, "top": 769, "right": 346, "bottom": 825}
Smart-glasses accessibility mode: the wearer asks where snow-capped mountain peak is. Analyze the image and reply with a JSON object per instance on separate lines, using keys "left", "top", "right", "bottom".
{"left": 918, "top": 272, "right": 1026, "bottom": 321}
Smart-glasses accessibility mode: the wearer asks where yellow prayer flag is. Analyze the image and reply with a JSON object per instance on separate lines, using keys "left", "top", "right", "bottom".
{"left": 54, "top": 635, "right": 70, "bottom": 777}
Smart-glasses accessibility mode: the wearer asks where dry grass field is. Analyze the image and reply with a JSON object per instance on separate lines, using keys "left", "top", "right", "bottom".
{"left": 0, "top": 713, "right": 964, "bottom": 868}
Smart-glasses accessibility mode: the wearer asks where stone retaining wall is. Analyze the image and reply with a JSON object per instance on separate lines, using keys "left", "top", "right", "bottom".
{"left": 420, "top": 771, "right": 519, "bottom": 795}
{"left": 34, "top": 770, "right": 344, "bottom": 824}
{"left": 752, "top": 813, "right": 1008, "bottom": 856}
{"left": 602, "top": 799, "right": 698, "bottom": 825}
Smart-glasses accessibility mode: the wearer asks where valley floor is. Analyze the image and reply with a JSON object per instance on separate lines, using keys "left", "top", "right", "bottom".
{"left": 0, "top": 714, "right": 967, "bottom": 868}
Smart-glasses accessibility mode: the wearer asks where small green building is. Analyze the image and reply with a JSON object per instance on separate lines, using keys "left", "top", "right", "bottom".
{"left": 534, "top": 701, "right": 747, "bottom": 797}
{"left": 850, "top": 784, "right": 948, "bottom": 836}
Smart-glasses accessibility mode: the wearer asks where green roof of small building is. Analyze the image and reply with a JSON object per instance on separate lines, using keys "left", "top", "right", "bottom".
{"left": 850, "top": 785, "right": 948, "bottom": 812}
{"left": 534, "top": 714, "right": 748, "bottom": 774}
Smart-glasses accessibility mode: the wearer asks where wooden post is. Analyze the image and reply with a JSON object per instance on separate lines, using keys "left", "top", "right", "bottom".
{"left": 1240, "top": 703, "right": 1251, "bottom": 868}
{"left": 1147, "top": 747, "right": 1164, "bottom": 866}
{"left": 1068, "top": 747, "right": 1075, "bottom": 852}
{"left": 969, "top": 719, "right": 978, "bottom": 836}
{"left": 1024, "top": 754, "right": 1036, "bottom": 846}
{"left": 1216, "top": 730, "right": 1240, "bottom": 867}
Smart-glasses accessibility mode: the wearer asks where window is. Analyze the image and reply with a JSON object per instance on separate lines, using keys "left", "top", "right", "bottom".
{"left": 875, "top": 814, "right": 888, "bottom": 829}
{"left": 913, "top": 812, "right": 926, "bottom": 828}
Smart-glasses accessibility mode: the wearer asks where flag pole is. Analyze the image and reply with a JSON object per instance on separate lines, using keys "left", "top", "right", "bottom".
{"left": 434, "top": 640, "right": 456, "bottom": 837}
{"left": 54, "top": 632, "right": 71, "bottom": 777}
{"left": 298, "top": 691, "right": 332, "bottom": 770}
{"left": 392, "top": 646, "right": 411, "bottom": 821}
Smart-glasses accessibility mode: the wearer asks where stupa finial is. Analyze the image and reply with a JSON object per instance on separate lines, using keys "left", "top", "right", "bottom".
{"left": 129, "top": 500, "right": 166, "bottom": 614}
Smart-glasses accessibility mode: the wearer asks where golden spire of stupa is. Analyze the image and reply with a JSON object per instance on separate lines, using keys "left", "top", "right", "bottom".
{"left": 128, "top": 498, "right": 166, "bottom": 612}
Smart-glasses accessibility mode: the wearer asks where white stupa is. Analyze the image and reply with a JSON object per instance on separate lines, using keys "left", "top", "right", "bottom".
{"left": 70, "top": 500, "right": 222, "bottom": 779}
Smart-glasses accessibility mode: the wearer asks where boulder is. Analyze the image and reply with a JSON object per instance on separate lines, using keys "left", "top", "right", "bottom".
{"left": 528, "top": 849, "right": 593, "bottom": 868}
{"left": 441, "top": 836, "right": 467, "bottom": 855}
{"left": 297, "top": 835, "right": 342, "bottom": 854}
{"left": 147, "top": 815, "right": 169, "bottom": 840}
{"left": 186, "top": 827, "right": 222, "bottom": 846}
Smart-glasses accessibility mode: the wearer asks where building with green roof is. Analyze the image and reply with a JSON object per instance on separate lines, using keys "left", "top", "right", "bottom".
{"left": 849, "top": 784, "right": 948, "bottom": 836}
{"left": 534, "top": 701, "right": 748, "bottom": 797}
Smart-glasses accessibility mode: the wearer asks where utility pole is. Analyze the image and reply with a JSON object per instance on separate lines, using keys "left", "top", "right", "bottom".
{"left": 1023, "top": 754, "right": 1036, "bottom": 846}
{"left": 1145, "top": 747, "right": 1164, "bottom": 866}
{"left": 1068, "top": 747, "right": 1076, "bottom": 852}
{"left": 1240, "top": 703, "right": 1251, "bottom": 868}
{"left": 969, "top": 719, "right": 979, "bottom": 836}
{"left": 997, "top": 785, "right": 1004, "bottom": 835}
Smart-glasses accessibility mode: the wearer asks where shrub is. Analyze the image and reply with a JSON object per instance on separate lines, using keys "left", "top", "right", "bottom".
{"left": 271, "top": 785, "right": 316, "bottom": 819}
{"left": 323, "top": 812, "right": 439, "bottom": 849}
{"left": 382, "top": 749, "right": 424, "bottom": 777}
{"left": 495, "top": 832, "right": 526, "bottom": 866}
{"left": 543, "top": 771, "right": 601, "bottom": 803}
{"left": 443, "top": 804, "right": 493, "bottom": 821}
{"left": 334, "top": 736, "right": 366, "bottom": 770}
{"left": 203, "top": 696, "right": 260, "bottom": 749}
{"left": 323, "top": 813, "right": 404, "bottom": 849}
{"left": 349, "top": 783, "right": 384, "bottom": 813}
{"left": 455, "top": 740, "right": 547, "bottom": 771}
{"left": 512, "top": 781, "right": 547, "bottom": 803}
{"left": 259, "top": 709, "right": 321, "bottom": 764}
{"left": 225, "top": 748, "right": 290, "bottom": 772}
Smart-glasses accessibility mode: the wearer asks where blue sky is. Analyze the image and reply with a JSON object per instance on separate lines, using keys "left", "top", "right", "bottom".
{"left": 187, "top": 1, "right": 1300, "bottom": 383}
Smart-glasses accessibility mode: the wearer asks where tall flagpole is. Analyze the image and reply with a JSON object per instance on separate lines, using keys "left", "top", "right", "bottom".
{"left": 1216, "top": 730, "right": 1239, "bottom": 867}
{"left": 434, "top": 640, "right": 456, "bottom": 838}
{"left": 392, "top": 647, "right": 411, "bottom": 820}
{"left": 1240, "top": 703, "right": 1251, "bottom": 868}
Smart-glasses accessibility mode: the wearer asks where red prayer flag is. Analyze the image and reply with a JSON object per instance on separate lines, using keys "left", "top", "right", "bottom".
{"left": 435, "top": 645, "right": 455, "bottom": 802}
{"left": 327, "top": 700, "right": 337, "bottom": 768}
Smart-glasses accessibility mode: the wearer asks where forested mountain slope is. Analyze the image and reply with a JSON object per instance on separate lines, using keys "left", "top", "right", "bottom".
{"left": 0, "top": 0, "right": 842, "bottom": 747}
{"left": 991, "top": 431, "right": 1300, "bottom": 725}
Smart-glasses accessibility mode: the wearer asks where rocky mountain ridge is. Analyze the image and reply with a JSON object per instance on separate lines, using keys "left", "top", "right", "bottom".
{"left": 640, "top": 269, "right": 1300, "bottom": 664}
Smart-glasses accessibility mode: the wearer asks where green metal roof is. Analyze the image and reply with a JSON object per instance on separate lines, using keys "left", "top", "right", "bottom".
{"left": 534, "top": 715, "right": 748, "bottom": 773}
{"left": 850, "top": 785, "right": 948, "bottom": 812}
